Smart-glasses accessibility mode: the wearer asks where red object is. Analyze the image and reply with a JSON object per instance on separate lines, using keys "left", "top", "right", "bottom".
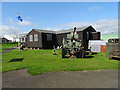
{"left": 71, "top": 51, "right": 75, "bottom": 54}
{"left": 73, "top": 38, "right": 76, "bottom": 40}
{"left": 101, "top": 45, "right": 106, "bottom": 52}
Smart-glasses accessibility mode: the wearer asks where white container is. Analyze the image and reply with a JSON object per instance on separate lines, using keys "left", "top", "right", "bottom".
{"left": 88, "top": 40, "right": 106, "bottom": 52}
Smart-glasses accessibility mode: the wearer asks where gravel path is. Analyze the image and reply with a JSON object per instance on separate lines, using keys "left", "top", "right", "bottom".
{"left": 2, "top": 69, "right": 118, "bottom": 88}
{"left": 0, "top": 47, "right": 17, "bottom": 54}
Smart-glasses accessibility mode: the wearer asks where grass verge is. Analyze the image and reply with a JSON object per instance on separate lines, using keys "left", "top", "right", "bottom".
{"left": 0, "top": 42, "right": 18, "bottom": 51}
{"left": 2, "top": 49, "right": 119, "bottom": 75}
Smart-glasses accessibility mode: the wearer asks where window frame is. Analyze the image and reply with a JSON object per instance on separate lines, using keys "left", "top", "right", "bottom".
{"left": 29, "top": 35, "right": 33, "bottom": 42}
{"left": 34, "top": 34, "right": 38, "bottom": 41}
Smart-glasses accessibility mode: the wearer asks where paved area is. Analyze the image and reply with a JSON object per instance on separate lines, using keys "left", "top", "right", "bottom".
{"left": 2, "top": 69, "right": 118, "bottom": 88}
{"left": 0, "top": 47, "right": 17, "bottom": 54}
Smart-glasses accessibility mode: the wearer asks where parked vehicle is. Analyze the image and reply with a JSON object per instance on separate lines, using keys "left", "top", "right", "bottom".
{"left": 106, "top": 38, "right": 120, "bottom": 59}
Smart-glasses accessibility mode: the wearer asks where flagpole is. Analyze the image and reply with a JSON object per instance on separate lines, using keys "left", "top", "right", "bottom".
{"left": 18, "top": 33, "right": 21, "bottom": 50}
{"left": 17, "top": 12, "right": 23, "bottom": 50}
{"left": 17, "top": 13, "right": 20, "bottom": 50}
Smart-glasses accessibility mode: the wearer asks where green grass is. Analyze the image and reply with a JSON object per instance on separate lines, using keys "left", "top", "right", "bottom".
{"left": 0, "top": 42, "right": 18, "bottom": 51}
{"left": 2, "top": 49, "right": 119, "bottom": 75}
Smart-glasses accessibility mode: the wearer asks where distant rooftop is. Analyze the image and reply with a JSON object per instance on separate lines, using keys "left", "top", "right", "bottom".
{"left": 19, "top": 33, "right": 28, "bottom": 38}
{"left": 20, "top": 33, "right": 28, "bottom": 36}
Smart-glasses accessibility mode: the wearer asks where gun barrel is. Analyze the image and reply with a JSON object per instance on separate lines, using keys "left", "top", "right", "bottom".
{"left": 73, "top": 27, "right": 76, "bottom": 34}
{"left": 72, "top": 27, "right": 76, "bottom": 40}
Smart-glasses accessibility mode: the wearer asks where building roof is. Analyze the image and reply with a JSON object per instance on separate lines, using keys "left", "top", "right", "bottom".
{"left": 34, "top": 29, "right": 55, "bottom": 34}
{"left": 20, "top": 33, "right": 28, "bottom": 36}
{"left": 56, "top": 26, "right": 90, "bottom": 34}
{"left": 33, "top": 25, "right": 92, "bottom": 34}
{"left": 0, "top": 37, "right": 8, "bottom": 39}
{"left": 19, "top": 33, "right": 28, "bottom": 38}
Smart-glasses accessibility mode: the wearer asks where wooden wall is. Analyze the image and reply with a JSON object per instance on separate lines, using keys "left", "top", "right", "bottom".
{"left": 25, "top": 26, "right": 100, "bottom": 49}
{"left": 26, "top": 30, "right": 42, "bottom": 48}
{"left": 42, "top": 33, "right": 58, "bottom": 49}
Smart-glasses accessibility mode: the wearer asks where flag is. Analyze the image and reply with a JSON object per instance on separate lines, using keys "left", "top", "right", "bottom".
{"left": 17, "top": 13, "right": 23, "bottom": 22}
{"left": 17, "top": 16, "right": 23, "bottom": 22}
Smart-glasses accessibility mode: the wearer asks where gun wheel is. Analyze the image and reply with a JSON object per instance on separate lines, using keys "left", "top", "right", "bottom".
{"left": 62, "top": 48, "right": 67, "bottom": 58}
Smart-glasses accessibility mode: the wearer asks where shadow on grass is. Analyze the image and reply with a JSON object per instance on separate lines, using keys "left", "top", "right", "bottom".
{"left": 84, "top": 56, "right": 94, "bottom": 58}
{"left": 62, "top": 55, "right": 94, "bottom": 59}
{"left": 9, "top": 58, "right": 24, "bottom": 62}
{"left": 92, "top": 52, "right": 98, "bottom": 55}
{"left": 111, "top": 57, "right": 120, "bottom": 61}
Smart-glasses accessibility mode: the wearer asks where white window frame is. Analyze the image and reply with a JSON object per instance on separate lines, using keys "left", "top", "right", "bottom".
{"left": 34, "top": 34, "right": 38, "bottom": 41}
{"left": 29, "top": 35, "right": 33, "bottom": 41}
{"left": 23, "top": 37, "right": 26, "bottom": 42}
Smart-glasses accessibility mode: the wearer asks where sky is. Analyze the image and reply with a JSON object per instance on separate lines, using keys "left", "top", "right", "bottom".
{"left": 1, "top": 2, "right": 118, "bottom": 41}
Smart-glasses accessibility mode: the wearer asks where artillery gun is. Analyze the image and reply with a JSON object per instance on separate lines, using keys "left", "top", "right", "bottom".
{"left": 62, "top": 27, "right": 85, "bottom": 58}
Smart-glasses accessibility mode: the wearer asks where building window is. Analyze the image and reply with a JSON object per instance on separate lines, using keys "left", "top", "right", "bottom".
{"left": 23, "top": 37, "right": 26, "bottom": 42}
{"left": 47, "top": 34, "right": 52, "bottom": 41}
{"left": 87, "top": 32, "right": 89, "bottom": 40}
{"left": 29, "top": 35, "right": 33, "bottom": 41}
{"left": 34, "top": 34, "right": 38, "bottom": 41}
{"left": 22, "top": 38, "right": 24, "bottom": 42}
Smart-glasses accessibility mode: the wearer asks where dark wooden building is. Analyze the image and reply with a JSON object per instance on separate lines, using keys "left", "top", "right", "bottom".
{"left": 26, "top": 29, "right": 58, "bottom": 49}
{"left": 0, "top": 37, "right": 12, "bottom": 43}
{"left": 25, "top": 25, "right": 100, "bottom": 49}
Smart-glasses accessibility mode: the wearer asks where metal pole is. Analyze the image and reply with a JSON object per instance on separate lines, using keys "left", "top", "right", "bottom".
{"left": 18, "top": 33, "right": 20, "bottom": 50}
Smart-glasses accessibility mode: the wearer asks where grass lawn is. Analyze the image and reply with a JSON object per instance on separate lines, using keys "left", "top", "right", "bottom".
{"left": 2, "top": 49, "right": 119, "bottom": 75}
{"left": 0, "top": 42, "right": 18, "bottom": 51}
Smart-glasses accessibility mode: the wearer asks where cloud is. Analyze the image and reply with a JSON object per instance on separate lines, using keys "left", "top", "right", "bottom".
{"left": 7, "top": 18, "right": 37, "bottom": 26}
{"left": 18, "top": 20, "right": 36, "bottom": 26}
{"left": 60, "top": 19, "right": 118, "bottom": 35}
{"left": 0, "top": 25, "right": 21, "bottom": 36}
{"left": 1, "top": 18, "right": 118, "bottom": 40}
{"left": 60, "top": 22, "right": 91, "bottom": 29}
{"left": 3, "top": 34, "right": 18, "bottom": 41}
{"left": 0, "top": 18, "right": 38, "bottom": 40}
{"left": 93, "top": 19, "right": 118, "bottom": 34}
{"left": 88, "top": 6, "right": 103, "bottom": 11}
